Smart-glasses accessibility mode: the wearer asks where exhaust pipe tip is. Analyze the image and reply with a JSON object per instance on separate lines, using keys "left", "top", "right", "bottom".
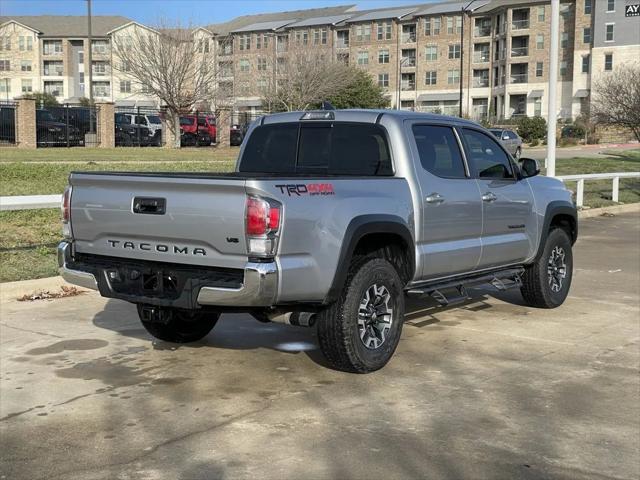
{"left": 267, "top": 311, "right": 316, "bottom": 327}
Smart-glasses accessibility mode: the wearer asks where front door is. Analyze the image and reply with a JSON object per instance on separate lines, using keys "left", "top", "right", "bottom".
{"left": 458, "top": 127, "right": 536, "bottom": 269}
{"left": 409, "top": 123, "right": 483, "bottom": 280}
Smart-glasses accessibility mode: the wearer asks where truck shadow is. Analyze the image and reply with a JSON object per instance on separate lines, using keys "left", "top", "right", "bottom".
{"left": 92, "top": 286, "right": 526, "bottom": 369}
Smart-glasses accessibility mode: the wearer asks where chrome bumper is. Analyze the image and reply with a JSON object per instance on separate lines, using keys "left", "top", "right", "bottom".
{"left": 57, "top": 241, "right": 278, "bottom": 307}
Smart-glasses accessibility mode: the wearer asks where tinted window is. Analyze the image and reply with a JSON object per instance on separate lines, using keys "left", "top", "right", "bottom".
{"left": 506, "top": 130, "right": 517, "bottom": 139}
{"left": 180, "top": 117, "right": 194, "bottom": 126}
{"left": 239, "top": 122, "right": 392, "bottom": 175}
{"left": 147, "top": 115, "right": 161, "bottom": 124}
{"left": 412, "top": 125, "right": 466, "bottom": 178}
{"left": 489, "top": 129, "right": 502, "bottom": 139}
{"left": 461, "top": 128, "right": 514, "bottom": 179}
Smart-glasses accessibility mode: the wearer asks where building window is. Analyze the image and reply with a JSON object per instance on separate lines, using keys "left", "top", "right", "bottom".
{"left": 92, "top": 61, "right": 107, "bottom": 76}
{"left": 257, "top": 78, "right": 267, "bottom": 89}
{"left": 120, "top": 60, "right": 130, "bottom": 72}
{"left": 0, "top": 80, "right": 10, "bottom": 93}
{"left": 448, "top": 44, "right": 461, "bottom": 59}
{"left": 92, "top": 40, "right": 108, "bottom": 54}
{"left": 456, "top": 16, "right": 462, "bottom": 34}
{"left": 378, "top": 49, "right": 389, "bottom": 63}
{"left": 44, "top": 60, "right": 63, "bottom": 76}
{"left": 357, "top": 51, "right": 369, "bottom": 65}
{"left": 20, "top": 60, "right": 31, "bottom": 72}
{"left": 378, "top": 73, "right": 389, "bottom": 87}
{"left": 313, "top": 29, "right": 326, "bottom": 45}
{"left": 447, "top": 69, "right": 460, "bottom": 85}
{"left": 0, "top": 60, "right": 9, "bottom": 71}
{"left": 583, "top": 27, "right": 591, "bottom": 44}
{"left": 425, "top": 71, "right": 437, "bottom": 85}
{"left": 582, "top": 55, "right": 590, "bottom": 73}
{"left": 605, "top": 24, "right": 614, "bottom": 42}
{"left": 18, "top": 36, "right": 33, "bottom": 51}
{"left": 425, "top": 45, "right": 437, "bottom": 61}
{"left": 239, "top": 59, "right": 250, "bottom": 72}
{"left": 534, "top": 97, "right": 542, "bottom": 117}
{"left": 0, "top": 37, "right": 10, "bottom": 51}
{"left": 442, "top": 100, "right": 459, "bottom": 116}
{"left": 257, "top": 57, "right": 267, "bottom": 71}
{"left": 92, "top": 81, "right": 109, "bottom": 97}
{"left": 238, "top": 34, "right": 251, "bottom": 51}
{"left": 607, "top": 0, "right": 615, "bottom": 12}
{"left": 536, "top": 62, "right": 543, "bottom": 77}
{"left": 561, "top": 32, "right": 569, "bottom": 48}
{"left": 21, "top": 79, "right": 32, "bottom": 93}
{"left": 560, "top": 61, "right": 567, "bottom": 76}
{"left": 584, "top": 0, "right": 592, "bottom": 14}
{"left": 197, "top": 38, "right": 210, "bottom": 53}
{"left": 377, "top": 22, "right": 391, "bottom": 40}
{"left": 447, "top": 17, "right": 454, "bottom": 34}
{"left": 604, "top": 53, "right": 613, "bottom": 71}
{"left": 536, "top": 34, "right": 544, "bottom": 49}
{"left": 43, "top": 40, "right": 63, "bottom": 55}
{"left": 424, "top": 18, "right": 431, "bottom": 36}
{"left": 537, "top": 6, "right": 545, "bottom": 22}
{"left": 356, "top": 24, "right": 371, "bottom": 42}
{"left": 44, "top": 81, "right": 63, "bottom": 96}
{"left": 433, "top": 17, "right": 441, "bottom": 35}
{"left": 119, "top": 80, "right": 131, "bottom": 93}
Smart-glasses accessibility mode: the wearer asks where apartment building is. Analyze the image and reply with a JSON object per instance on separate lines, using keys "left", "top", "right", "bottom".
{"left": 1, "top": 1, "right": 639, "bottom": 122}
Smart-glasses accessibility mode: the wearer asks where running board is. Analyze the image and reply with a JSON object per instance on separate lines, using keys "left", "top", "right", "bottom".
{"left": 406, "top": 267, "right": 524, "bottom": 304}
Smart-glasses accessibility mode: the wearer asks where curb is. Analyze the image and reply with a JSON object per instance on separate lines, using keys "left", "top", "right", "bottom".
{"left": 578, "top": 203, "right": 640, "bottom": 219}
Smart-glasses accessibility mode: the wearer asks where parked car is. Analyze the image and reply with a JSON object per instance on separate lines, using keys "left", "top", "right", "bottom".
{"left": 121, "top": 113, "right": 163, "bottom": 145}
{"left": 59, "top": 109, "right": 577, "bottom": 373}
{"left": 489, "top": 128, "right": 523, "bottom": 158}
{"left": 180, "top": 114, "right": 216, "bottom": 143}
{"left": 0, "top": 106, "right": 16, "bottom": 143}
{"left": 180, "top": 126, "right": 211, "bottom": 147}
{"left": 114, "top": 113, "right": 152, "bottom": 146}
{"left": 230, "top": 123, "right": 249, "bottom": 146}
{"left": 36, "top": 109, "right": 82, "bottom": 147}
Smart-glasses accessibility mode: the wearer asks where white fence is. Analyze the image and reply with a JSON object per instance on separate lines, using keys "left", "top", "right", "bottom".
{"left": 0, "top": 194, "right": 60, "bottom": 211}
{"left": 556, "top": 172, "right": 640, "bottom": 208}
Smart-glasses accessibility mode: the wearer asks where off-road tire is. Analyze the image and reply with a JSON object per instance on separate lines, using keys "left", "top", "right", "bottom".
{"left": 521, "top": 228, "right": 573, "bottom": 308}
{"left": 316, "top": 257, "right": 405, "bottom": 373}
{"left": 137, "top": 305, "right": 220, "bottom": 343}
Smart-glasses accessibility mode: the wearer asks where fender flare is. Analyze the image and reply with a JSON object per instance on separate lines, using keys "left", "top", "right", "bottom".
{"left": 536, "top": 200, "right": 578, "bottom": 259}
{"left": 324, "top": 215, "right": 415, "bottom": 304}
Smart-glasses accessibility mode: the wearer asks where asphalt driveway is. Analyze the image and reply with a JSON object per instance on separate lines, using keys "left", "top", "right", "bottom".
{"left": 1, "top": 212, "right": 639, "bottom": 480}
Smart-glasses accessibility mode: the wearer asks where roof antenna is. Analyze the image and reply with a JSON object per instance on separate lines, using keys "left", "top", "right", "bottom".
{"left": 321, "top": 100, "right": 335, "bottom": 111}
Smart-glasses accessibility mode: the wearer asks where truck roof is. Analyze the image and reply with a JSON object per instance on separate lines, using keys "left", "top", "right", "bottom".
{"left": 259, "top": 109, "right": 481, "bottom": 128}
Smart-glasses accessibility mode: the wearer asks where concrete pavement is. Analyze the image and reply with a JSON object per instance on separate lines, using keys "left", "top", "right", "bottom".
{"left": 524, "top": 143, "right": 638, "bottom": 161}
{"left": 1, "top": 212, "right": 639, "bottom": 480}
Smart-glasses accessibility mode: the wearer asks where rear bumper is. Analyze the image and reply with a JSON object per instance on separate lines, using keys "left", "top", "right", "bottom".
{"left": 57, "top": 241, "right": 277, "bottom": 308}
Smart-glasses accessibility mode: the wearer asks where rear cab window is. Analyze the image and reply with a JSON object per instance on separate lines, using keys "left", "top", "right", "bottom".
{"left": 239, "top": 122, "right": 392, "bottom": 175}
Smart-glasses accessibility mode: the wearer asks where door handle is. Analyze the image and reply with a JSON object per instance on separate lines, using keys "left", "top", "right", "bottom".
{"left": 426, "top": 193, "right": 445, "bottom": 204}
{"left": 482, "top": 192, "right": 497, "bottom": 203}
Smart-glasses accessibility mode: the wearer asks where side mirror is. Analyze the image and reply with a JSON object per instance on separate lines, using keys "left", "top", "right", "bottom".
{"left": 519, "top": 157, "right": 540, "bottom": 178}
{"left": 502, "top": 133, "right": 509, "bottom": 140}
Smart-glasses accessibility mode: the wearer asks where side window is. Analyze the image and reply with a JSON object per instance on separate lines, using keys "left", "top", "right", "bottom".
{"left": 412, "top": 125, "right": 467, "bottom": 179}
{"left": 461, "top": 128, "right": 514, "bottom": 179}
{"left": 507, "top": 130, "right": 517, "bottom": 140}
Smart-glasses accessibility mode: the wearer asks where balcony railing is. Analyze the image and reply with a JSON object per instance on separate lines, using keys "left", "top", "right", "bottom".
{"left": 401, "top": 57, "right": 416, "bottom": 67}
{"left": 473, "top": 53, "right": 490, "bottom": 63}
{"left": 473, "top": 78, "right": 489, "bottom": 87}
{"left": 512, "top": 19, "right": 530, "bottom": 30}
{"left": 511, "top": 46, "right": 529, "bottom": 57}
{"left": 336, "top": 40, "right": 349, "bottom": 48}
{"left": 510, "top": 73, "right": 528, "bottom": 84}
{"left": 402, "top": 33, "right": 416, "bottom": 43}
{"left": 474, "top": 27, "right": 491, "bottom": 37}
{"left": 401, "top": 82, "right": 416, "bottom": 91}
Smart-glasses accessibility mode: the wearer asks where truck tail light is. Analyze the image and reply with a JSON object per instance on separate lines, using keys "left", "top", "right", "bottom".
{"left": 245, "top": 195, "right": 281, "bottom": 257}
{"left": 61, "top": 185, "right": 72, "bottom": 238}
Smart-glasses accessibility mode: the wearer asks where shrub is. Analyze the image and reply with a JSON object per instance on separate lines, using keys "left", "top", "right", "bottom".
{"left": 529, "top": 138, "right": 540, "bottom": 147}
{"left": 517, "top": 116, "right": 547, "bottom": 142}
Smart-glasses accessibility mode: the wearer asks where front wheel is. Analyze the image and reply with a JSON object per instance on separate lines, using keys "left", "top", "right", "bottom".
{"left": 316, "top": 257, "right": 405, "bottom": 373}
{"left": 137, "top": 305, "right": 219, "bottom": 343}
{"left": 520, "top": 228, "right": 573, "bottom": 308}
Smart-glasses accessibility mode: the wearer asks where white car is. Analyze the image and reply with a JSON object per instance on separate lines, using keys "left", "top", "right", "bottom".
{"left": 122, "top": 113, "right": 163, "bottom": 140}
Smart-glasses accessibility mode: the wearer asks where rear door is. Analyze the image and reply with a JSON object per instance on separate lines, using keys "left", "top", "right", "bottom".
{"left": 408, "top": 122, "right": 483, "bottom": 279}
{"left": 458, "top": 127, "right": 536, "bottom": 268}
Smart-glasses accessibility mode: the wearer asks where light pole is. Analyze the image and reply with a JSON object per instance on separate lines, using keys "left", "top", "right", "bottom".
{"left": 459, "top": 0, "right": 479, "bottom": 117}
{"left": 86, "top": 0, "right": 94, "bottom": 132}
{"left": 546, "top": 0, "right": 560, "bottom": 177}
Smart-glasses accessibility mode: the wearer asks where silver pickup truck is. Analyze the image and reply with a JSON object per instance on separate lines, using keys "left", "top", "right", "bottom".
{"left": 59, "top": 109, "right": 577, "bottom": 373}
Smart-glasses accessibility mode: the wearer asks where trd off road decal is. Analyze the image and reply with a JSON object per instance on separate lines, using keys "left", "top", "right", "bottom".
{"left": 275, "top": 183, "right": 335, "bottom": 196}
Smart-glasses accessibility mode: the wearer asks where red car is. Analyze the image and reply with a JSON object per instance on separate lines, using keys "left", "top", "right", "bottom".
{"left": 179, "top": 115, "right": 216, "bottom": 143}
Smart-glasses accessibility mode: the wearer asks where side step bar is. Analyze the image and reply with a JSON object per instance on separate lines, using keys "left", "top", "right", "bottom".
{"left": 406, "top": 267, "right": 524, "bottom": 306}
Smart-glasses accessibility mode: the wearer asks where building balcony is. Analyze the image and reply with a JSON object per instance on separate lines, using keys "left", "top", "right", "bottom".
{"left": 473, "top": 78, "right": 489, "bottom": 88}
{"left": 512, "top": 19, "right": 529, "bottom": 30}
{"left": 511, "top": 46, "right": 529, "bottom": 57}
{"left": 336, "top": 41, "right": 349, "bottom": 48}
{"left": 474, "top": 27, "right": 491, "bottom": 37}
{"left": 510, "top": 73, "right": 528, "bottom": 84}
{"left": 401, "top": 33, "right": 416, "bottom": 43}
{"left": 401, "top": 82, "right": 415, "bottom": 91}
{"left": 473, "top": 53, "right": 490, "bottom": 63}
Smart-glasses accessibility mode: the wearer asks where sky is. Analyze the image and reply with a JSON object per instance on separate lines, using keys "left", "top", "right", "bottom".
{"left": 0, "top": 0, "right": 443, "bottom": 25}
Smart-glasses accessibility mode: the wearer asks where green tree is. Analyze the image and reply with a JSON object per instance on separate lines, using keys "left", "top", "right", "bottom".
{"left": 326, "top": 68, "right": 390, "bottom": 109}
{"left": 78, "top": 97, "right": 92, "bottom": 107}
{"left": 23, "top": 92, "right": 59, "bottom": 108}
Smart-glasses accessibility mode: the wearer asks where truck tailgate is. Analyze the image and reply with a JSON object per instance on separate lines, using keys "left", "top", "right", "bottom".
{"left": 69, "top": 173, "right": 248, "bottom": 269}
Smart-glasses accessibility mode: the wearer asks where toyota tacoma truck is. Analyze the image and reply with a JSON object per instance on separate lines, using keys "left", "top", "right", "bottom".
{"left": 58, "top": 109, "right": 577, "bottom": 373}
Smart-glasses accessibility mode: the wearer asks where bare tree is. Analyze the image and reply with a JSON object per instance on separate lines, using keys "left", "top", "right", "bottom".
{"left": 591, "top": 63, "right": 640, "bottom": 141}
{"left": 111, "top": 20, "right": 224, "bottom": 147}
{"left": 259, "top": 41, "right": 355, "bottom": 112}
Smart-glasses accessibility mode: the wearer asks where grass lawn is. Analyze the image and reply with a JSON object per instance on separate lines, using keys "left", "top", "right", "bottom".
{"left": 0, "top": 148, "right": 638, "bottom": 283}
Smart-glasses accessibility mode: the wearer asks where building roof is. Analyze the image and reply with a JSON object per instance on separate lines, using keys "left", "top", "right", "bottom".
{"left": 0, "top": 15, "right": 132, "bottom": 37}
{"left": 346, "top": 7, "right": 418, "bottom": 22}
{"left": 208, "top": 5, "right": 357, "bottom": 36}
{"left": 231, "top": 19, "right": 298, "bottom": 33}
{"left": 287, "top": 14, "right": 355, "bottom": 28}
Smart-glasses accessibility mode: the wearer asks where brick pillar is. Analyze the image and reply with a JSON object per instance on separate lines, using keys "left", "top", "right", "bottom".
{"left": 16, "top": 98, "right": 36, "bottom": 149}
{"left": 95, "top": 102, "right": 115, "bottom": 148}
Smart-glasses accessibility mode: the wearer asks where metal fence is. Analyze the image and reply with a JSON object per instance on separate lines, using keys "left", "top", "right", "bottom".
{"left": 36, "top": 104, "right": 100, "bottom": 148}
{"left": 0, "top": 101, "right": 17, "bottom": 146}
{"left": 114, "top": 106, "right": 163, "bottom": 147}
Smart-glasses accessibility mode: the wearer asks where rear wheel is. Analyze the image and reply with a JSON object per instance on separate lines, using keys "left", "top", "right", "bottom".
{"left": 316, "top": 257, "right": 405, "bottom": 373}
{"left": 521, "top": 228, "right": 573, "bottom": 308}
{"left": 137, "top": 305, "right": 219, "bottom": 343}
